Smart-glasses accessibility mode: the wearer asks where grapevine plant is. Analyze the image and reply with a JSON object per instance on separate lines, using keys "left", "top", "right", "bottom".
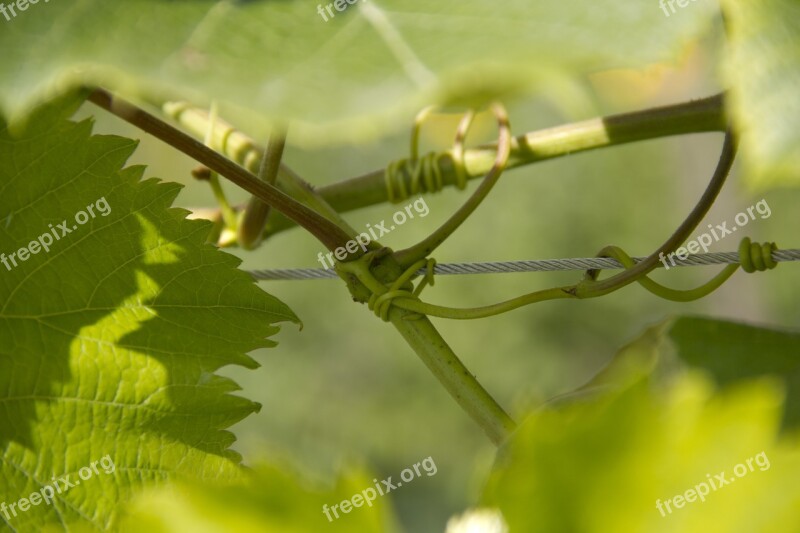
{"left": 0, "top": 1, "right": 799, "bottom": 532}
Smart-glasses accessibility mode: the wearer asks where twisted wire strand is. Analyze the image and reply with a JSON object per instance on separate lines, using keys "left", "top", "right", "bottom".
{"left": 248, "top": 248, "right": 800, "bottom": 281}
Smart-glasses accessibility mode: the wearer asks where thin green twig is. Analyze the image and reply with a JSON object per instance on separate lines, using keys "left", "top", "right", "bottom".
{"left": 238, "top": 124, "right": 288, "bottom": 249}
{"left": 88, "top": 88, "right": 355, "bottom": 254}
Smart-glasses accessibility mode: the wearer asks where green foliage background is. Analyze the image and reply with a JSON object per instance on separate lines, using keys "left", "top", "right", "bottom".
{"left": 87, "top": 63, "right": 799, "bottom": 530}
{"left": 0, "top": 0, "right": 798, "bottom": 531}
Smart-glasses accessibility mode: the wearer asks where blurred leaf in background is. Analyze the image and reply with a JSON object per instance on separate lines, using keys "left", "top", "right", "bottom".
{"left": 722, "top": 0, "right": 800, "bottom": 189}
{"left": 483, "top": 370, "right": 800, "bottom": 533}
{"left": 121, "top": 461, "right": 395, "bottom": 533}
{"left": 0, "top": 0, "right": 718, "bottom": 146}
{"left": 669, "top": 317, "right": 800, "bottom": 425}
{"left": 481, "top": 316, "right": 800, "bottom": 532}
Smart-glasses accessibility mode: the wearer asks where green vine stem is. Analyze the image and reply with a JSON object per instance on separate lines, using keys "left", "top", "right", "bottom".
{"left": 95, "top": 88, "right": 733, "bottom": 445}
{"left": 166, "top": 94, "right": 726, "bottom": 242}
{"left": 94, "top": 88, "right": 515, "bottom": 445}
{"left": 277, "top": 165, "right": 363, "bottom": 239}
{"left": 341, "top": 130, "right": 736, "bottom": 320}
{"left": 88, "top": 89, "right": 355, "bottom": 254}
{"left": 335, "top": 250, "right": 516, "bottom": 444}
{"left": 238, "top": 125, "right": 288, "bottom": 249}
{"left": 391, "top": 312, "right": 516, "bottom": 445}
{"left": 334, "top": 94, "right": 725, "bottom": 207}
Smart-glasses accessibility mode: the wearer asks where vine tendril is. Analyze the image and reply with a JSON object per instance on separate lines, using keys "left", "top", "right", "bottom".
{"left": 583, "top": 237, "right": 779, "bottom": 302}
{"left": 384, "top": 108, "right": 475, "bottom": 203}
{"left": 395, "top": 104, "right": 511, "bottom": 267}
{"left": 355, "top": 237, "right": 780, "bottom": 320}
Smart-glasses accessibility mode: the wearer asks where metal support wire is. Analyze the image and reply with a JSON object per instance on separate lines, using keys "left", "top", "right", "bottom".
{"left": 248, "top": 249, "right": 800, "bottom": 281}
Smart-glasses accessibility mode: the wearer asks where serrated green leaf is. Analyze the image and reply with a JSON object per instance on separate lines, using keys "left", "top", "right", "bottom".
{"left": 722, "top": 0, "right": 800, "bottom": 189}
{"left": 120, "top": 462, "right": 395, "bottom": 533}
{"left": 0, "top": 96, "right": 299, "bottom": 530}
{"left": 0, "top": 0, "right": 718, "bottom": 146}
{"left": 483, "top": 374, "right": 800, "bottom": 532}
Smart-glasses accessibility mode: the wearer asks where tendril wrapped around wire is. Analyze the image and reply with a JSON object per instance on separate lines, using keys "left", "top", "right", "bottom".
{"left": 584, "top": 237, "right": 779, "bottom": 303}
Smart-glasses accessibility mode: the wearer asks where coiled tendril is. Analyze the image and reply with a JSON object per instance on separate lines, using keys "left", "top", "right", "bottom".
{"left": 367, "top": 258, "right": 437, "bottom": 321}
{"left": 586, "top": 237, "right": 779, "bottom": 302}
{"left": 384, "top": 108, "right": 475, "bottom": 203}
{"left": 739, "top": 238, "right": 778, "bottom": 273}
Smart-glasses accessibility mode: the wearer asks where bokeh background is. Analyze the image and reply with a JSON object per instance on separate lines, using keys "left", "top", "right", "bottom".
{"left": 78, "top": 27, "right": 799, "bottom": 532}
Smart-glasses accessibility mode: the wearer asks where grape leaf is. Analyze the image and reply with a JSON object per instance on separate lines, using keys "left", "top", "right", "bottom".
{"left": 0, "top": 95, "right": 299, "bottom": 530}
{"left": 0, "top": 0, "right": 718, "bottom": 146}
{"left": 483, "top": 373, "right": 800, "bottom": 532}
{"left": 120, "top": 462, "right": 395, "bottom": 532}
{"left": 668, "top": 316, "right": 800, "bottom": 430}
{"left": 722, "top": 0, "right": 800, "bottom": 189}
{"left": 569, "top": 316, "right": 800, "bottom": 431}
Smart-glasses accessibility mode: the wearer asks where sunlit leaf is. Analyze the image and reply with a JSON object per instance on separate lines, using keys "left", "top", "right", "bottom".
{"left": 0, "top": 95, "right": 298, "bottom": 530}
